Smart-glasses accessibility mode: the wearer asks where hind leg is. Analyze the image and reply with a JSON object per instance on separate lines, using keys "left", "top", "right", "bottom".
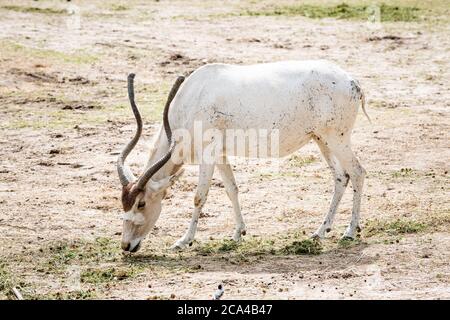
{"left": 325, "top": 135, "right": 366, "bottom": 239}
{"left": 312, "top": 136, "right": 350, "bottom": 239}
{"left": 217, "top": 161, "right": 246, "bottom": 241}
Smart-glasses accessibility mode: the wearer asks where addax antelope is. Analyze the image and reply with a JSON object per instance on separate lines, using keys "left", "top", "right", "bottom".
{"left": 117, "top": 60, "right": 369, "bottom": 252}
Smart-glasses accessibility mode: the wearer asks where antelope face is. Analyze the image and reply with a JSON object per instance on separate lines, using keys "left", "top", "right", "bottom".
{"left": 120, "top": 172, "right": 183, "bottom": 252}
{"left": 120, "top": 186, "right": 163, "bottom": 252}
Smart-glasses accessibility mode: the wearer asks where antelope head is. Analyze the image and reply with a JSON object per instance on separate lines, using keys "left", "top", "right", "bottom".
{"left": 117, "top": 74, "right": 185, "bottom": 252}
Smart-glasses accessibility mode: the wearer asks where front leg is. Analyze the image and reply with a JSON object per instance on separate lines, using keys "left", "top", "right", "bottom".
{"left": 171, "top": 164, "right": 215, "bottom": 250}
{"left": 311, "top": 137, "right": 349, "bottom": 239}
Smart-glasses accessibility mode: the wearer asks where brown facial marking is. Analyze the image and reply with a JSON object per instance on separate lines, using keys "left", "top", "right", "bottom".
{"left": 121, "top": 183, "right": 139, "bottom": 212}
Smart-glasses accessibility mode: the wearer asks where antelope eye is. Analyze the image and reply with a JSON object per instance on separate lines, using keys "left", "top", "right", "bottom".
{"left": 137, "top": 201, "right": 146, "bottom": 209}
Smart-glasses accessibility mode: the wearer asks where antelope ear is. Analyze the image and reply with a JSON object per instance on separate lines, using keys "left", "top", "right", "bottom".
{"left": 147, "top": 168, "right": 185, "bottom": 193}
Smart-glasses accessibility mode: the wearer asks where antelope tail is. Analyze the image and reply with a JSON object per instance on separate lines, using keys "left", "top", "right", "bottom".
{"left": 360, "top": 89, "right": 371, "bottom": 124}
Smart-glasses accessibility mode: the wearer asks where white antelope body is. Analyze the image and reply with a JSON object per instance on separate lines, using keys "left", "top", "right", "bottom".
{"left": 117, "top": 60, "right": 368, "bottom": 252}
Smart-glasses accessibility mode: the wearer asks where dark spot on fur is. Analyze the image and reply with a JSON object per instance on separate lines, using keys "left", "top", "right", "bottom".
{"left": 350, "top": 80, "right": 361, "bottom": 93}
{"left": 326, "top": 228, "right": 331, "bottom": 233}
{"left": 241, "top": 230, "right": 246, "bottom": 236}
{"left": 350, "top": 79, "right": 363, "bottom": 101}
{"left": 194, "top": 195, "right": 202, "bottom": 207}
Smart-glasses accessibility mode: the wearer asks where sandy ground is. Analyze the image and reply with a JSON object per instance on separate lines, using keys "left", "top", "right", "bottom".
{"left": 0, "top": 0, "right": 449, "bottom": 299}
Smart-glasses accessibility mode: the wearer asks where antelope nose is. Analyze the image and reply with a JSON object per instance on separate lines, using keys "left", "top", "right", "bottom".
{"left": 130, "top": 241, "right": 141, "bottom": 253}
{"left": 121, "top": 242, "right": 131, "bottom": 251}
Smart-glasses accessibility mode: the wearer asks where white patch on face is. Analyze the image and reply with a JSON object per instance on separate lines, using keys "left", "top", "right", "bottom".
{"left": 122, "top": 211, "right": 133, "bottom": 221}
{"left": 122, "top": 211, "right": 145, "bottom": 225}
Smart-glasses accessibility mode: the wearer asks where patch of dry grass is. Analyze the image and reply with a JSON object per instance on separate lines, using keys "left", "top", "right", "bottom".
{"left": 242, "top": 3, "right": 421, "bottom": 22}
{"left": 1, "top": 5, "right": 66, "bottom": 15}
{"left": 195, "top": 232, "right": 323, "bottom": 257}
{"left": 0, "top": 264, "right": 14, "bottom": 299}
{"left": 0, "top": 41, "right": 98, "bottom": 65}
{"left": 365, "top": 218, "right": 426, "bottom": 237}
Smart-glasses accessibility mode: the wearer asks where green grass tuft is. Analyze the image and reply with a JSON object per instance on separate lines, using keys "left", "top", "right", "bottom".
{"left": 196, "top": 239, "right": 240, "bottom": 255}
{"left": 288, "top": 154, "right": 317, "bottom": 167}
{"left": 365, "top": 218, "right": 426, "bottom": 237}
{"left": 81, "top": 266, "right": 141, "bottom": 284}
{"left": 195, "top": 237, "right": 277, "bottom": 256}
{"left": 392, "top": 167, "right": 415, "bottom": 178}
{"left": 43, "top": 237, "right": 121, "bottom": 271}
{"left": 196, "top": 235, "right": 322, "bottom": 257}
{"left": 338, "top": 237, "right": 362, "bottom": 248}
{"left": 281, "top": 239, "right": 323, "bottom": 255}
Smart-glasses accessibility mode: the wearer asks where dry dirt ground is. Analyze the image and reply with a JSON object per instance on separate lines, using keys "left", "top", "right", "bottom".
{"left": 0, "top": 0, "right": 449, "bottom": 300}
